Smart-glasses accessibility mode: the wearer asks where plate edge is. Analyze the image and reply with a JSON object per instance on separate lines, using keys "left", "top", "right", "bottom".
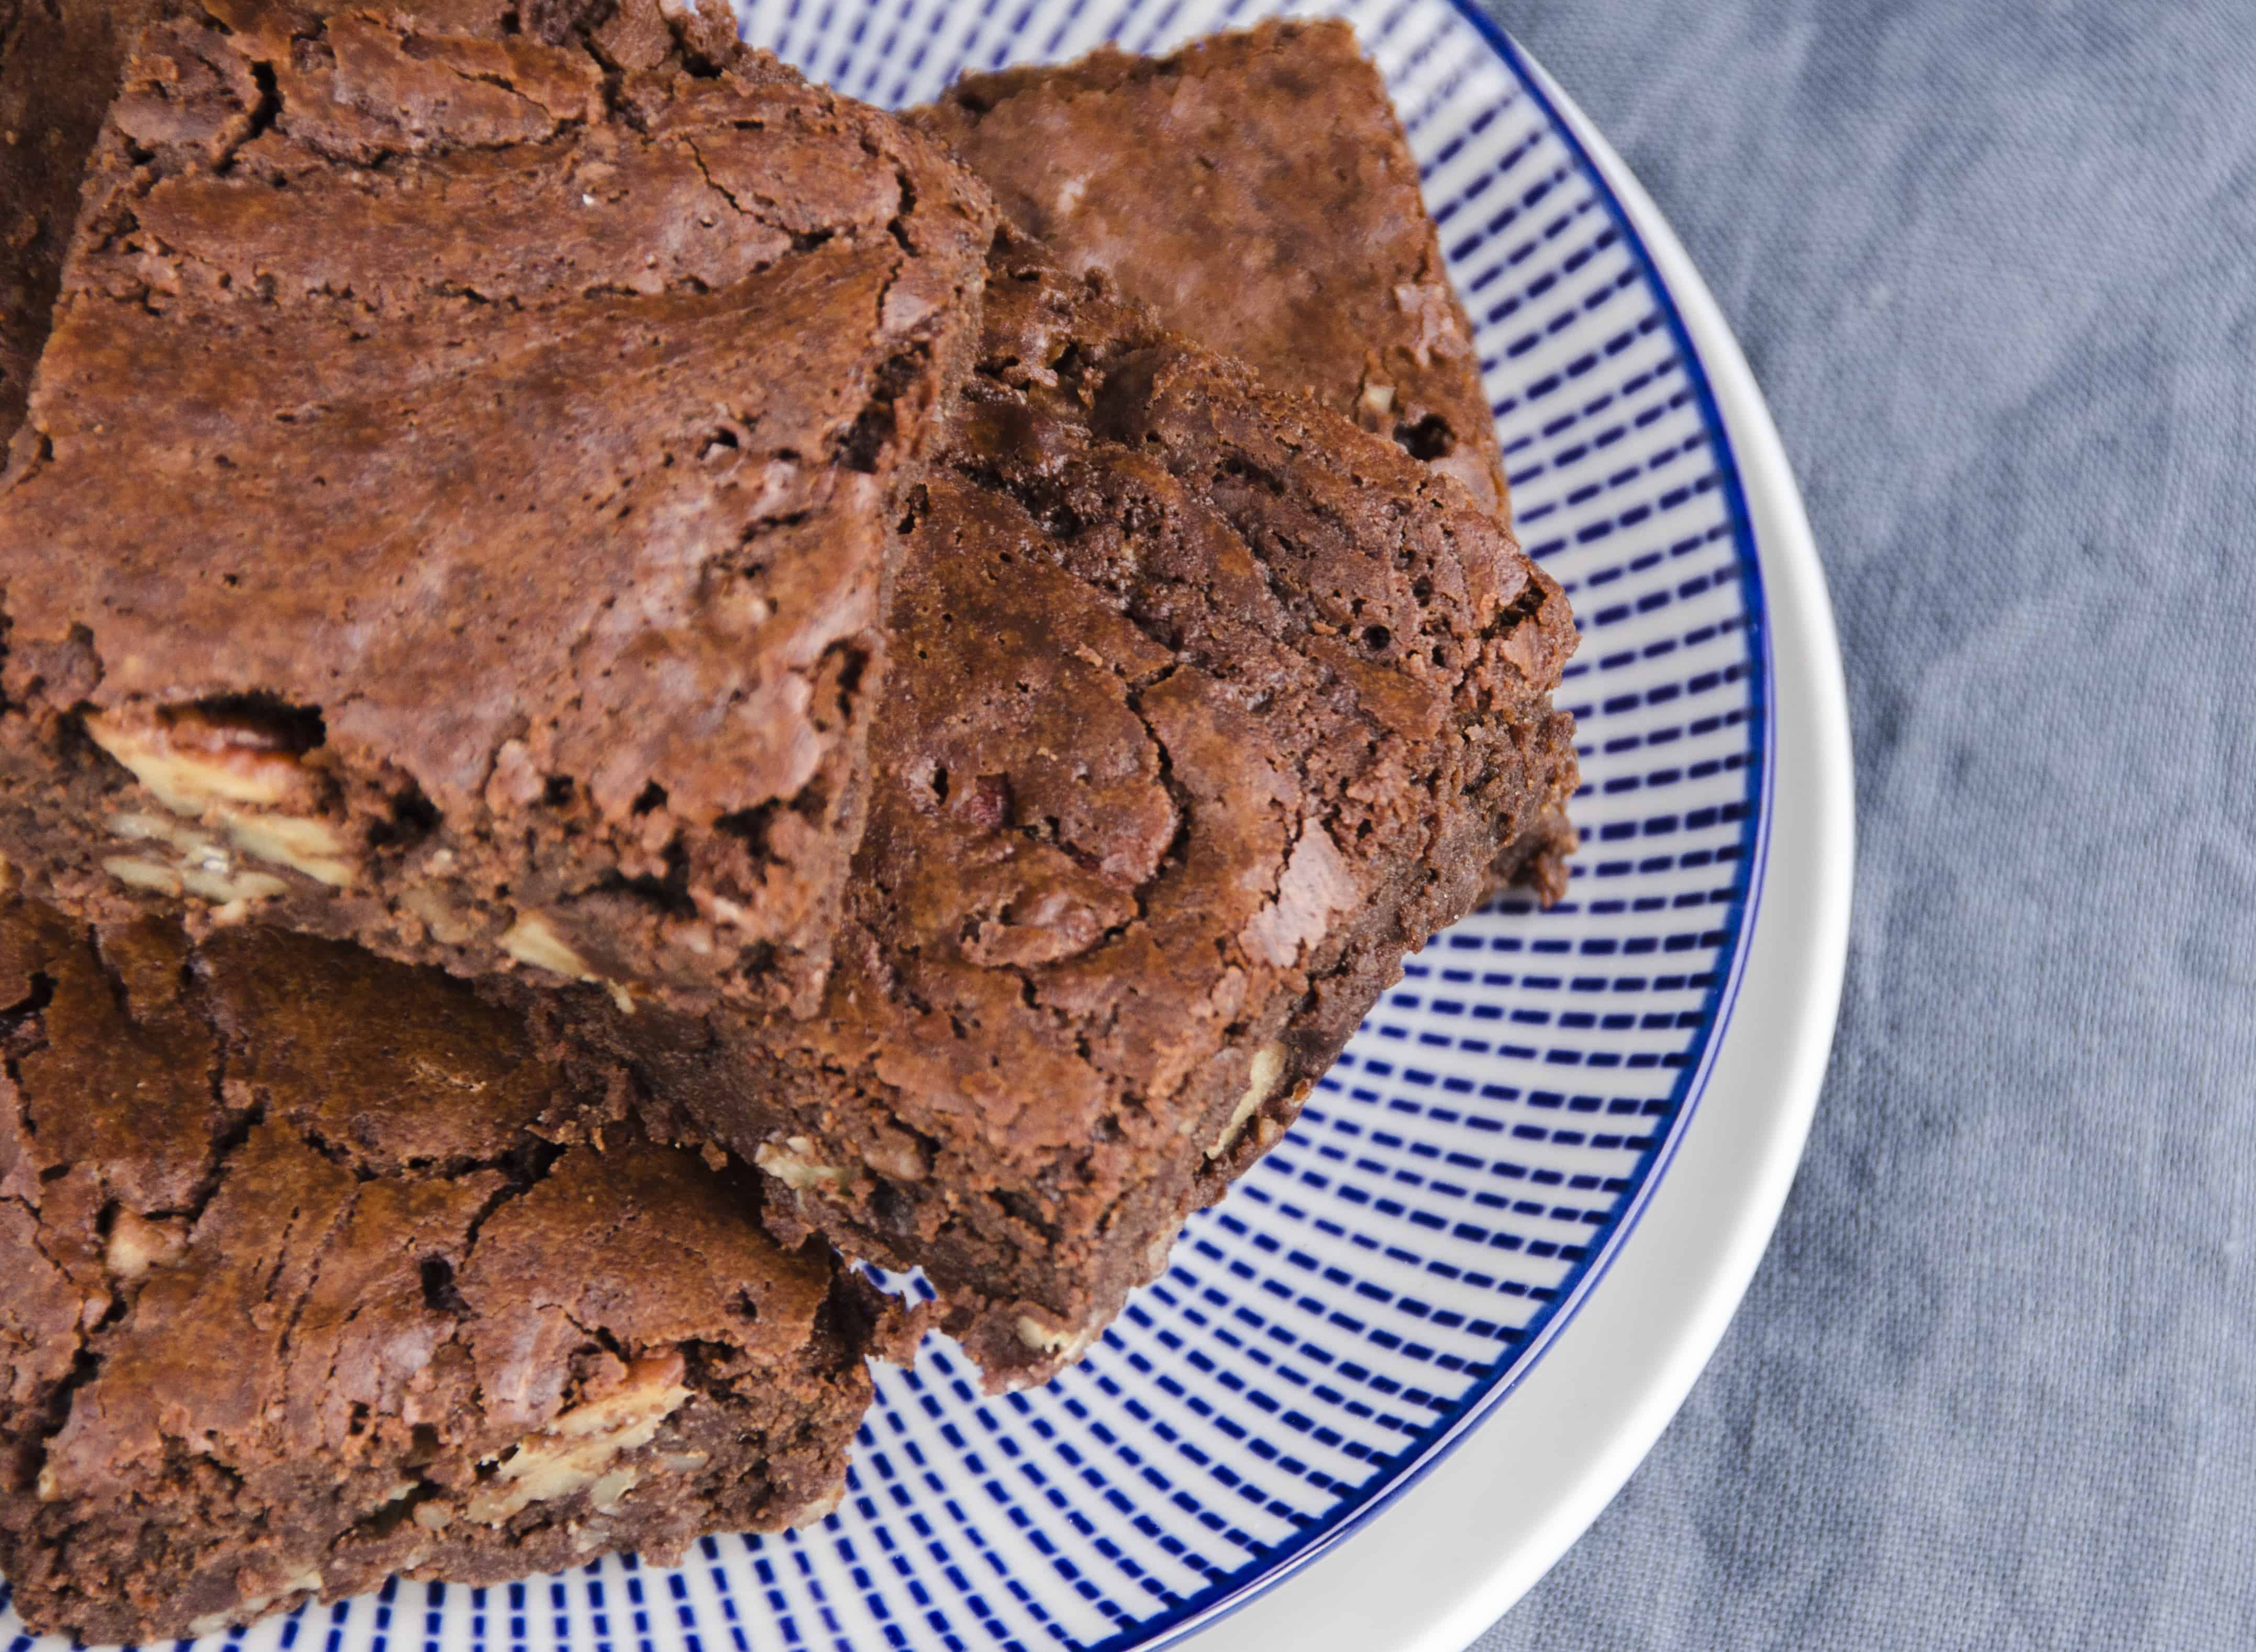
{"left": 1180, "top": 17, "right": 1856, "bottom": 1652}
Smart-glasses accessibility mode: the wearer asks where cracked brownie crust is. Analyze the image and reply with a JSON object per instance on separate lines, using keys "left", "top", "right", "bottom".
{"left": 576, "top": 237, "right": 1581, "bottom": 1388}
{"left": 0, "top": 0, "right": 996, "bottom": 1015}
{"left": 0, "top": 896, "right": 884, "bottom": 1647}
{"left": 914, "top": 18, "right": 1577, "bottom": 902}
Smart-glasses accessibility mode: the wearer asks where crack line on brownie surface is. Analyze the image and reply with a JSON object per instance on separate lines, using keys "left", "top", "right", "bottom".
{"left": 2, "top": 943, "right": 243, "bottom": 1466}
{"left": 679, "top": 129, "right": 810, "bottom": 234}
{"left": 75, "top": 216, "right": 811, "bottom": 328}
{"left": 901, "top": 460, "right": 1427, "bottom": 1078}
{"left": 929, "top": 484, "right": 1378, "bottom": 950}
{"left": 252, "top": 1154, "right": 362, "bottom": 1409}
{"left": 77, "top": 18, "right": 862, "bottom": 319}
{"left": 884, "top": 158, "right": 923, "bottom": 259}
{"left": 2, "top": 923, "right": 246, "bottom": 1234}
{"left": 15, "top": 949, "right": 596, "bottom": 1474}
{"left": 219, "top": 9, "right": 593, "bottom": 169}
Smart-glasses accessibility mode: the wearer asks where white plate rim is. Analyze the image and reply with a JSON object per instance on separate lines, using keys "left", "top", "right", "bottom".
{"left": 1174, "top": 17, "right": 1856, "bottom": 1650}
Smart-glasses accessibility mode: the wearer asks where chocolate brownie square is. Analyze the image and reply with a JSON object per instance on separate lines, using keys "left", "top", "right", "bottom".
{"left": 0, "top": 0, "right": 997, "bottom": 1015}
{"left": 915, "top": 19, "right": 1577, "bottom": 901}
{"left": 590, "top": 236, "right": 1581, "bottom": 1388}
{"left": 0, "top": 896, "right": 887, "bottom": 1646}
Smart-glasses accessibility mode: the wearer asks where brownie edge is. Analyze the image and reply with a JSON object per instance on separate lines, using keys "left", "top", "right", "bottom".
{"left": 0, "top": 900, "right": 886, "bottom": 1647}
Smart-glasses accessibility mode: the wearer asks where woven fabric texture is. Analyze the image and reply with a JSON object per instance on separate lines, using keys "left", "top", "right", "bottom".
{"left": 1474, "top": 2, "right": 2256, "bottom": 1647}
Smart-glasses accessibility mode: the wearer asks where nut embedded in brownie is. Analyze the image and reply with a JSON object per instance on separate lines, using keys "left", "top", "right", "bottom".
{"left": 583, "top": 236, "right": 1580, "bottom": 1388}
{"left": 914, "top": 17, "right": 1579, "bottom": 900}
{"left": 0, "top": 901, "right": 886, "bottom": 1647}
{"left": 0, "top": 0, "right": 997, "bottom": 1015}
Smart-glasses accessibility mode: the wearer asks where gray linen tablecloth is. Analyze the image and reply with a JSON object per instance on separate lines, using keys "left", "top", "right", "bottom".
{"left": 1471, "top": 2, "right": 2256, "bottom": 1647}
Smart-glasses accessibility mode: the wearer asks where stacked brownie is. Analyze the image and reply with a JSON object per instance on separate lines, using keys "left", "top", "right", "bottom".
{"left": 0, "top": 4, "right": 1577, "bottom": 1640}
{"left": 613, "top": 231, "right": 1577, "bottom": 1383}
{"left": 0, "top": 0, "right": 996, "bottom": 1017}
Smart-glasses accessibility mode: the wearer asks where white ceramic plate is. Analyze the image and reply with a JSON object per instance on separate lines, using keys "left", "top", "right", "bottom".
{"left": 1, "top": 5, "right": 1850, "bottom": 1649}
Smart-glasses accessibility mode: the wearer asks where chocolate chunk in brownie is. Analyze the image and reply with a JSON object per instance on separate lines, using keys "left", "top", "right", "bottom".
{"left": 914, "top": 19, "right": 1577, "bottom": 902}
{"left": 0, "top": 0, "right": 997, "bottom": 1015}
{"left": 0, "top": 898, "right": 885, "bottom": 1647}
{"left": 577, "top": 237, "right": 1580, "bottom": 1388}
{"left": 0, "top": 0, "right": 164, "bottom": 442}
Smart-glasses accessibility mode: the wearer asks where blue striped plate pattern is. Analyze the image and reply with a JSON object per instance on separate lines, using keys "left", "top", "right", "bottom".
{"left": 2, "top": 3, "right": 1768, "bottom": 1649}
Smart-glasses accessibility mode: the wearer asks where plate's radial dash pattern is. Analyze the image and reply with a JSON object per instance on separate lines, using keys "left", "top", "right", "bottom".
{"left": 0, "top": 3, "right": 1769, "bottom": 1649}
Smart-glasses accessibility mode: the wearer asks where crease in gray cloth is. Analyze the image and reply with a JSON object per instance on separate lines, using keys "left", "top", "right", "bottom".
{"left": 1472, "top": 1, "right": 2256, "bottom": 1648}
